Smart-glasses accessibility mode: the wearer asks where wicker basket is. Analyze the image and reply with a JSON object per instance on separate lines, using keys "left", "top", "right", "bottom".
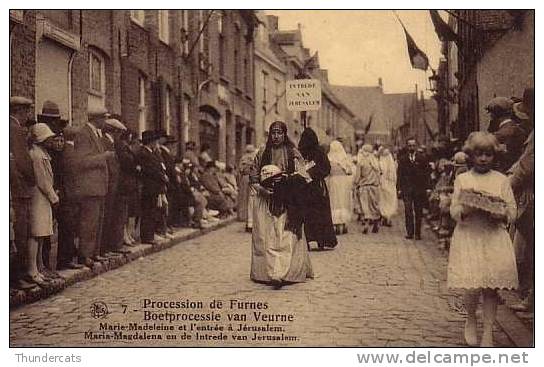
{"left": 458, "top": 188, "right": 508, "bottom": 217}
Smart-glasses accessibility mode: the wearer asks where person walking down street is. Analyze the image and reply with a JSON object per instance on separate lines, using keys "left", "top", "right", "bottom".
{"left": 27, "top": 123, "right": 59, "bottom": 286}
{"left": 378, "top": 147, "right": 398, "bottom": 227}
{"left": 354, "top": 144, "right": 381, "bottom": 235}
{"left": 397, "top": 138, "right": 431, "bottom": 240}
{"left": 238, "top": 145, "right": 257, "bottom": 232}
{"left": 447, "top": 132, "right": 518, "bottom": 348}
{"left": 138, "top": 131, "right": 169, "bottom": 245}
{"left": 249, "top": 121, "right": 313, "bottom": 287}
{"left": 298, "top": 128, "right": 337, "bottom": 250}
{"left": 326, "top": 140, "right": 353, "bottom": 235}
{"left": 9, "top": 97, "right": 37, "bottom": 289}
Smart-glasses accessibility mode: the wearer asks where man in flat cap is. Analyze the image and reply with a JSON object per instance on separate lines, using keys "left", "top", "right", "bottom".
{"left": 100, "top": 117, "right": 131, "bottom": 255}
{"left": 70, "top": 106, "right": 114, "bottom": 267}
{"left": 9, "top": 96, "right": 37, "bottom": 288}
{"left": 486, "top": 96, "right": 527, "bottom": 172}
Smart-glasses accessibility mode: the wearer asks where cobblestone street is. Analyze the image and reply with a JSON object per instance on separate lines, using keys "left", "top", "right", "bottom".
{"left": 10, "top": 216, "right": 514, "bottom": 347}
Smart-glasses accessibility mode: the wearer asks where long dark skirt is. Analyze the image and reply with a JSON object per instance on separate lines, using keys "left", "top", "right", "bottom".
{"left": 303, "top": 180, "right": 337, "bottom": 247}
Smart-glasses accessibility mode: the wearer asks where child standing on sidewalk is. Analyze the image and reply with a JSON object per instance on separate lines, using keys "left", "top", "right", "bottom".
{"left": 447, "top": 132, "right": 518, "bottom": 347}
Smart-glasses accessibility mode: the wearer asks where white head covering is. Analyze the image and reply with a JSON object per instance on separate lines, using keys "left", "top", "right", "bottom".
{"left": 31, "top": 123, "right": 56, "bottom": 143}
{"left": 379, "top": 148, "right": 397, "bottom": 182}
{"left": 328, "top": 140, "right": 351, "bottom": 172}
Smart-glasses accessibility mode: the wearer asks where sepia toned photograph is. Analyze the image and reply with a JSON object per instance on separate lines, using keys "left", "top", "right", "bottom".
{"left": 9, "top": 9, "right": 534, "bottom": 349}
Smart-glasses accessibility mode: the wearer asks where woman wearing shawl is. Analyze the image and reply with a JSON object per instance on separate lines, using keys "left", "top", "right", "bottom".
{"left": 298, "top": 128, "right": 338, "bottom": 249}
{"left": 354, "top": 144, "right": 381, "bottom": 234}
{"left": 237, "top": 145, "right": 257, "bottom": 232}
{"left": 249, "top": 121, "right": 313, "bottom": 287}
{"left": 326, "top": 140, "right": 354, "bottom": 234}
{"left": 378, "top": 148, "right": 398, "bottom": 226}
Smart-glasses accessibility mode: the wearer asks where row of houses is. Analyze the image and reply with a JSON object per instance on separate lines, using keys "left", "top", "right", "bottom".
{"left": 433, "top": 10, "right": 534, "bottom": 140}
{"left": 10, "top": 10, "right": 260, "bottom": 165}
{"left": 12, "top": 10, "right": 394, "bottom": 163}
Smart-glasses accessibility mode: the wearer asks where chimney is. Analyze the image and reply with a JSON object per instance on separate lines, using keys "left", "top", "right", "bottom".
{"left": 267, "top": 15, "right": 279, "bottom": 31}
{"left": 378, "top": 77, "right": 383, "bottom": 88}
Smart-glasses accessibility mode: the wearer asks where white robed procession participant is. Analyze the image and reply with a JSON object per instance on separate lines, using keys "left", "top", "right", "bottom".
{"left": 326, "top": 140, "right": 354, "bottom": 234}
{"left": 378, "top": 147, "right": 398, "bottom": 226}
{"left": 249, "top": 121, "right": 313, "bottom": 288}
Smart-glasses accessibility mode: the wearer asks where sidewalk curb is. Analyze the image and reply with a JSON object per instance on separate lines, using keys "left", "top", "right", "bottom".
{"left": 9, "top": 217, "right": 236, "bottom": 309}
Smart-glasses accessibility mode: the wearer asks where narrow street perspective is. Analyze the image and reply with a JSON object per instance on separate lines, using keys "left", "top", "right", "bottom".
{"left": 9, "top": 10, "right": 533, "bottom": 349}
{"left": 10, "top": 219, "right": 515, "bottom": 347}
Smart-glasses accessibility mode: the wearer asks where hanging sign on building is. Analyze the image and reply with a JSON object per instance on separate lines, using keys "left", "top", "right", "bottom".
{"left": 286, "top": 79, "right": 321, "bottom": 111}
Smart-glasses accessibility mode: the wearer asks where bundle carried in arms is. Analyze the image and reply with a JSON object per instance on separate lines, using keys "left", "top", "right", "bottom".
{"left": 458, "top": 188, "right": 508, "bottom": 217}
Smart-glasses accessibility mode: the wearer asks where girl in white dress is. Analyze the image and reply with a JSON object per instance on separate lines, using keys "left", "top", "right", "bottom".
{"left": 447, "top": 132, "right": 518, "bottom": 347}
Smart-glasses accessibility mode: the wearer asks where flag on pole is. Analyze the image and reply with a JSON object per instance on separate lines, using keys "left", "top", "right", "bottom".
{"left": 364, "top": 113, "right": 374, "bottom": 134}
{"left": 402, "top": 27, "right": 429, "bottom": 71}
{"left": 429, "top": 10, "right": 458, "bottom": 43}
{"left": 423, "top": 118, "right": 437, "bottom": 141}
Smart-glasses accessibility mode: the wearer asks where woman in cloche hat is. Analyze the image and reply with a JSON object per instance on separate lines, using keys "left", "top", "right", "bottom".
{"left": 26, "top": 123, "right": 60, "bottom": 286}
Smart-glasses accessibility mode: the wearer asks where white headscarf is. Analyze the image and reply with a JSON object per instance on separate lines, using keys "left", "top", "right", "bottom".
{"left": 328, "top": 140, "right": 352, "bottom": 172}
{"left": 379, "top": 148, "right": 397, "bottom": 182}
{"left": 358, "top": 144, "right": 380, "bottom": 171}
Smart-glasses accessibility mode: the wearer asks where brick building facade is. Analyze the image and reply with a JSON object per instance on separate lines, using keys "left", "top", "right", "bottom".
{"left": 9, "top": 10, "right": 258, "bottom": 164}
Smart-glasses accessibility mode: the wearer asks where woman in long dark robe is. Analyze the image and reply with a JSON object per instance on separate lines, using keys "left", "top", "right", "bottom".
{"left": 249, "top": 121, "right": 313, "bottom": 287}
{"left": 298, "top": 128, "right": 338, "bottom": 249}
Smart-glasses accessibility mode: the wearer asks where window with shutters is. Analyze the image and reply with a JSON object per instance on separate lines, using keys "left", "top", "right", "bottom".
{"left": 88, "top": 49, "right": 106, "bottom": 111}
{"left": 89, "top": 51, "right": 105, "bottom": 95}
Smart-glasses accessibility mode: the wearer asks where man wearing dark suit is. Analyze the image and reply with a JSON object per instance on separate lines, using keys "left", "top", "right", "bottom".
{"left": 71, "top": 106, "right": 113, "bottom": 267}
{"left": 397, "top": 137, "right": 431, "bottom": 240}
{"left": 100, "top": 118, "right": 129, "bottom": 254}
{"left": 56, "top": 126, "right": 84, "bottom": 270}
{"left": 138, "top": 131, "right": 169, "bottom": 245}
{"left": 9, "top": 97, "right": 37, "bottom": 289}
